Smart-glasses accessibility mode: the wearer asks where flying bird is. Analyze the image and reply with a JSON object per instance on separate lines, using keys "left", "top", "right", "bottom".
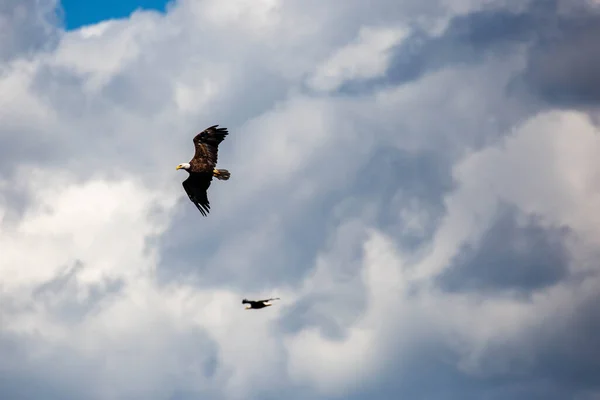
{"left": 242, "top": 297, "right": 280, "bottom": 310}
{"left": 176, "top": 125, "right": 231, "bottom": 216}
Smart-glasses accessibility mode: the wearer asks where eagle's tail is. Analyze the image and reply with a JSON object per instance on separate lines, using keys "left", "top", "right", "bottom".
{"left": 214, "top": 169, "right": 230, "bottom": 181}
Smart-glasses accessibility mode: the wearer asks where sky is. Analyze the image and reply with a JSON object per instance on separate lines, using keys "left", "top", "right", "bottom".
{"left": 1, "top": 0, "right": 600, "bottom": 399}
{"left": 60, "top": 0, "right": 170, "bottom": 30}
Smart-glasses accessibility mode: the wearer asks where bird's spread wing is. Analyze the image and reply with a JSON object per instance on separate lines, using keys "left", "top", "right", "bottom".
{"left": 259, "top": 297, "right": 280, "bottom": 303}
{"left": 182, "top": 174, "right": 212, "bottom": 216}
{"left": 192, "top": 125, "right": 229, "bottom": 169}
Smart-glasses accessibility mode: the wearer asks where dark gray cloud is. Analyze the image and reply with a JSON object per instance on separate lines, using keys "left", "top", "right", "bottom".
{"left": 529, "top": 290, "right": 600, "bottom": 391}
{"left": 336, "top": 290, "right": 600, "bottom": 400}
{"left": 0, "top": 327, "right": 221, "bottom": 400}
{"left": 0, "top": 176, "right": 33, "bottom": 224}
{"left": 335, "top": 5, "right": 535, "bottom": 96}
{"left": 336, "top": 0, "right": 600, "bottom": 110}
{"left": 438, "top": 202, "right": 572, "bottom": 295}
{"left": 156, "top": 171, "right": 358, "bottom": 291}
{"left": 520, "top": 5, "right": 600, "bottom": 107}
{"left": 343, "top": 350, "right": 572, "bottom": 400}
{"left": 356, "top": 147, "right": 455, "bottom": 248}
{"left": 0, "top": 330, "right": 93, "bottom": 400}
{"left": 0, "top": 0, "right": 62, "bottom": 63}
{"left": 156, "top": 145, "right": 454, "bottom": 296}
{"left": 274, "top": 148, "right": 455, "bottom": 340}
{"left": 31, "top": 261, "right": 125, "bottom": 323}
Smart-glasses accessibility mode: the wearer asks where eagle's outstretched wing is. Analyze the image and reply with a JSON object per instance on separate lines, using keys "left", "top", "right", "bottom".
{"left": 182, "top": 174, "right": 212, "bottom": 216}
{"left": 192, "top": 125, "right": 229, "bottom": 169}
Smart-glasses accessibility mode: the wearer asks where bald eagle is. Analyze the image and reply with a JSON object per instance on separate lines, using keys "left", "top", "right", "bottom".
{"left": 242, "top": 298, "right": 280, "bottom": 310}
{"left": 176, "top": 125, "right": 231, "bottom": 216}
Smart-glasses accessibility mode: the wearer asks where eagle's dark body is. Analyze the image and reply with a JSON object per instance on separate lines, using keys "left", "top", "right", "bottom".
{"left": 242, "top": 298, "right": 280, "bottom": 310}
{"left": 178, "top": 125, "right": 231, "bottom": 216}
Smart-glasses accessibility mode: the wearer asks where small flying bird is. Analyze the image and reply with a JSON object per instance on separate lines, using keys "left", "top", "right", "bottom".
{"left": 176, "top": 125, "right": 231, "bottom": 216}
{"left": 242, "top": 297, "right": 280, "bottom": 310}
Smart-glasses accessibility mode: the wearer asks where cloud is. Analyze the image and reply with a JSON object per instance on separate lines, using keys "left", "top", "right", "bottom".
{"left": 1, "top": 0, "right": 600, "bottom": 399}
{"left": 520, "top": 3, "right": 600, "bottom": 106}
{"left": 438, "top": 202, "right": 572, "bottom": 295}
{"left": 307, "top": 26, "right": 408, "bottom": 92}
{"left": 0, "top": 0, "right": 61, "bottom": 62}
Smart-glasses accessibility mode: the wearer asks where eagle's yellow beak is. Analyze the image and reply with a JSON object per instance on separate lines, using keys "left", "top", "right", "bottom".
{"left": 175, "top": 165, "right": 182, "bottom": 170}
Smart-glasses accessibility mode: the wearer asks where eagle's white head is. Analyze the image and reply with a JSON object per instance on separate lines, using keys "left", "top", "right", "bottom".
{"left": 176, "top": 162, "right": 191, "bottom": 171}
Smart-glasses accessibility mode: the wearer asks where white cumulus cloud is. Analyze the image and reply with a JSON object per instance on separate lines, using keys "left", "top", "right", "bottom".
{"left": 1, "top": 0, "right": 600, "bottom": 399}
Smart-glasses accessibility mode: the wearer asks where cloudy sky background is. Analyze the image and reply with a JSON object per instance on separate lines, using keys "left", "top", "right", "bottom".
{"left": 1, "top": 0, "right": 600, "bottom": 398}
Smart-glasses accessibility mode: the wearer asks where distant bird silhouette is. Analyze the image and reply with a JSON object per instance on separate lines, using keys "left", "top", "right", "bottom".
{"left": 242, "top": 297, "right": 280, "bottom": 310}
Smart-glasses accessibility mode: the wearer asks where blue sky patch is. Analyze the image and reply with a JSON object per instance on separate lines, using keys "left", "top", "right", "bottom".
{"left": 60, "top": 0, "right": 170, "bottom": 30}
